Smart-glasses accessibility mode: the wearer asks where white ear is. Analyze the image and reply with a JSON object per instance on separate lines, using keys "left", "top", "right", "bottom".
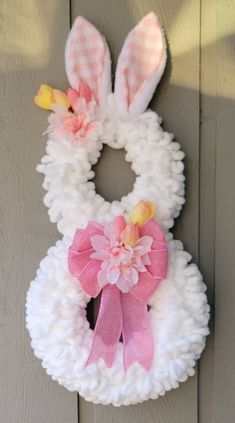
{"left": 65, "top": 16, "right": 111, "bottom": 106}
{"left": 114, "top": 12, "right": 167, "bottom": 118}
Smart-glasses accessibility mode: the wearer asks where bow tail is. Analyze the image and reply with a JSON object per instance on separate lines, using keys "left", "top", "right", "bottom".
{"left": 86, "top": 285, "right": 122, "bottom": 368}
{"left": 121, "top": 293, "right": 153, "bottom": 371}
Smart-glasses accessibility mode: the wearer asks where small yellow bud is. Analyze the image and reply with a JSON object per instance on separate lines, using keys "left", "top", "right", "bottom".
{"left": 52, "top": 89, "right": 70, "bottom": 109}
{"left": 34, "top": 84, "right": 54, "bottom": 110}
{"left": 34, "top": 85, "right": 70, "bottom": 110}
{"left": 129, "top": 201, "right": 156, "bottom": 225}
{"left": 122, "top": 224, "right": 140, "bottom": 247}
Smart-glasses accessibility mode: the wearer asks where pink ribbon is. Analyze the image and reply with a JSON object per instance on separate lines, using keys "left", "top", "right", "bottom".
{"left": 68, "top": 218, "right": 168, "bottom": 370}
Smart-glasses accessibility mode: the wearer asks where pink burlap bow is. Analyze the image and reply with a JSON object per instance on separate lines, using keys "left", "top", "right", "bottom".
{"left": 68, "top": 217, "right": 168, "bottom": 370}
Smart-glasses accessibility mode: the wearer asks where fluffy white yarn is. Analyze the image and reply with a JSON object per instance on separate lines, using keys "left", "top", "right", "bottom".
{"left": 37, "top": 95, "right": 185, "bottom": 238}
{"left": 26, "top": 93, "right": 209, "bottom": 406}
{"left": 26, "top": 236, "right": 209, "bottom": 406}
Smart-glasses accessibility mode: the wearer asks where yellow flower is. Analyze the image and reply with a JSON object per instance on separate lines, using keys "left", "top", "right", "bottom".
{"left": 52, "top": 89, "right": 70, "bottom": 109}
{"left": 34, "top": 84, "right": 54, "bottom": 110}
{"left": 34, "top": 85, "right": 70, "bottom": 110}
{"left": 122, "top": 224, "right": 139, "bottom": 247}
{"left": 129, "top": 201, "right": 156, "bottom": 225}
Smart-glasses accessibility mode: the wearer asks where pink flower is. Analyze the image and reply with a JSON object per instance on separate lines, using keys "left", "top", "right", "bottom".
{"left": 90, "top": 217, "right": 153, "bottom": 293}
{"left": 46, "top": 98, "right": 102, "bottom": 142}
{"left": 68, "top": 216, "right": 168, "bottom": 370}
{"left": 67, "top": 82, "right": 92, "bottom": 110}
{"left": 69, "top": 216, "right": 168, "bottom": 302}
{"left": 68, "top": 213, "right": 168, "bottom": 371}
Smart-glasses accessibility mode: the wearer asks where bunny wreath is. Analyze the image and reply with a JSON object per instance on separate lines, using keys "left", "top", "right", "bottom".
{"left": 26, "top": 13, "right": 209, "bottom": 406}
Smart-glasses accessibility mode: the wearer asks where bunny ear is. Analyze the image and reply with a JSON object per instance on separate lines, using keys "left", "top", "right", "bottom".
{"left": 65, "top": 16, "right": 111, "bottom": 106}
{"left": 114, "top": 12, "right": 167, "bottom": 118}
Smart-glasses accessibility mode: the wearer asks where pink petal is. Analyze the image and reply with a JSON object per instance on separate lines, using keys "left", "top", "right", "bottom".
{"left": 138, "top": 218, "right": 168, "bottom": 281}
{"left": 136, "top": 260, "right": 146, "bottom": 273}
{"left": 79, "top": 81, "right": 92, "bottom": 103}
{"left": 142, "top": 253, "right": 151, "bottom": 266}
{"left": 104, "top": 221, "right": 118, "bottom": 242}
{"left": 130, "top": 267, "right": 139, "bottom": 285}
{"left": 67, "top": 88, "right": 80, "bottom": 110}
{"left": 108, "top": 267, "right": 121, "bottom": 284}
{"left": 90, "top": 250, "right": 109, "bottom": 261}
{"left": 122, "top": 266, "right": 131, "bottom": 281}
{"left": 134, "top": 235, "right": 153, "bottom": 255}
{"left": 73, "top": 97, "right": 87, "bottom": 114}
{"left": 90, "top": 234, "right": 109, "bottom": 252}
{"left": 114, "top": 215, "right": 127, "bottom": 234}
{"left": 97, "top": 268, "right": 109, "bottom": 289}
{"left": 78, "top": 259, "right": 101, "bottom": 297}
{"left": 104, "top": 216, "right": 126, "bottom": 243}
{"left": 136, "top": 235, "right": 153, "bottom": 246}
{"left": 116, "top": 274, "right": 132, "bottom": 293}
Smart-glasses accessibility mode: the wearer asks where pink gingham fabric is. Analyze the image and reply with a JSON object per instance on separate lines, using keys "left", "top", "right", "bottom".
{"left": 65, "top": 13, "right": 166, "bottom": 117}
{"left": 65, "top": 16, "right": 110, "bottom": 104}
{"left": 115, "top": 12, "right": 166, "bottom": 117}
{"left": 124, "top": 13, "right": 164, "bottom": 105}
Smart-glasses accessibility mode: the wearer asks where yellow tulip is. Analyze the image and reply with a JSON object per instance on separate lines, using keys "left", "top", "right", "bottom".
{"left": 34, "top": 84, "right": 53, "bottom": 110}
{"left": 34, "top": 84, "right": 70, "bottom": 110}
{"left": 122, "top": 224, "right": 139, "bottom": 247}
{"left": 52, "top": 89, "right": 70, "bottom": 109}
{"left": 129, "top": 201, "right": 156, "bottom": 225}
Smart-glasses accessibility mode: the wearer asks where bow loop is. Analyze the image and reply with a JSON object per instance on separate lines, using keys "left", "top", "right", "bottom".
{"left": 68, "top": 214, "right": 168, "bottom": 370}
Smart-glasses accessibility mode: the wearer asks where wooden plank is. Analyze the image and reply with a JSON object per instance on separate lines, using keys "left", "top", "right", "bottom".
{"left": 71, "top": 1, "right": 201, "bottom": 421}
{"left": 200, "top": 1, "right": 235, "bottom": 421}
{"left": 199, "top": 0, "right": 217, "bottom": 421}
{"left": 212, "top": 1, "right": 235, "bottom": 422}
{"left": 92, "top": 146, "right": 136, "bottom": 202}
{"left": 0, "top": 1, "right": 78, "bottom": 422}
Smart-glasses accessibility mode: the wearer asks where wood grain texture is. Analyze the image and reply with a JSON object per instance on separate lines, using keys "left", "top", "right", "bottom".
{"left": 71, "top": 1, "right": 200, "bottom": 421}
{"left": 199, "top": 0, "right": 216, "bottom": 420}
{"left": 5, "top": 0, "right": 235, "bottom": 421}
{"left": 0, "top": 1, "right": 78, "bottom": 422}
{"left": 212, "top": 1, "right": 235, "bottom": 422}
{"left": 92, "top": 146, "right": 136, "bottom": 202}
{"left": 200, "top": 1, "right": 235, "bottom": 422}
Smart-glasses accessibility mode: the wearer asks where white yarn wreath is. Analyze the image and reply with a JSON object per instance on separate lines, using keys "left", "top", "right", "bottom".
{"left": 37, "top": 95, "right": 185, "bottom": 238}
{"left": 26, "top": 13, "right": 210, "bottom": 406}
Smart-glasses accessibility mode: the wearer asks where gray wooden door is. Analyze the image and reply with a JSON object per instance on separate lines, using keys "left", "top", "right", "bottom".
{"left": 1, "top": 0, "right": 235, "bottom": 421}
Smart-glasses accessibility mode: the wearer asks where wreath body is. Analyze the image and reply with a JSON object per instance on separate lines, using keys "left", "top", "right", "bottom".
{"left": 26, "top": 13, "right": 209, "bottom": 406}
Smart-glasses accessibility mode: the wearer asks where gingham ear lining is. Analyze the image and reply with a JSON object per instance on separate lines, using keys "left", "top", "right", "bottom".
{"left": 65, "top": 16, "right": 111, "bottom": 106}
{"left": 114, "top": 12, "right": 166, "bottom": 117}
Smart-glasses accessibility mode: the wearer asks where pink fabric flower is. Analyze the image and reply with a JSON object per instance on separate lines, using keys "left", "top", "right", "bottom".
{"left": 46, "top": 98, "right": 102, "bottom": 142}
{"left": 68, "top": 216, "right": 168, "bottom": 302}
{"left": 68, "top": 215, "right": 168, "bottom": 370}
{"left": 67, "top": 82, "right": 92, "bottom": 109}
{"left": 90, "top": 218, "right": 153, "bottom": 293}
